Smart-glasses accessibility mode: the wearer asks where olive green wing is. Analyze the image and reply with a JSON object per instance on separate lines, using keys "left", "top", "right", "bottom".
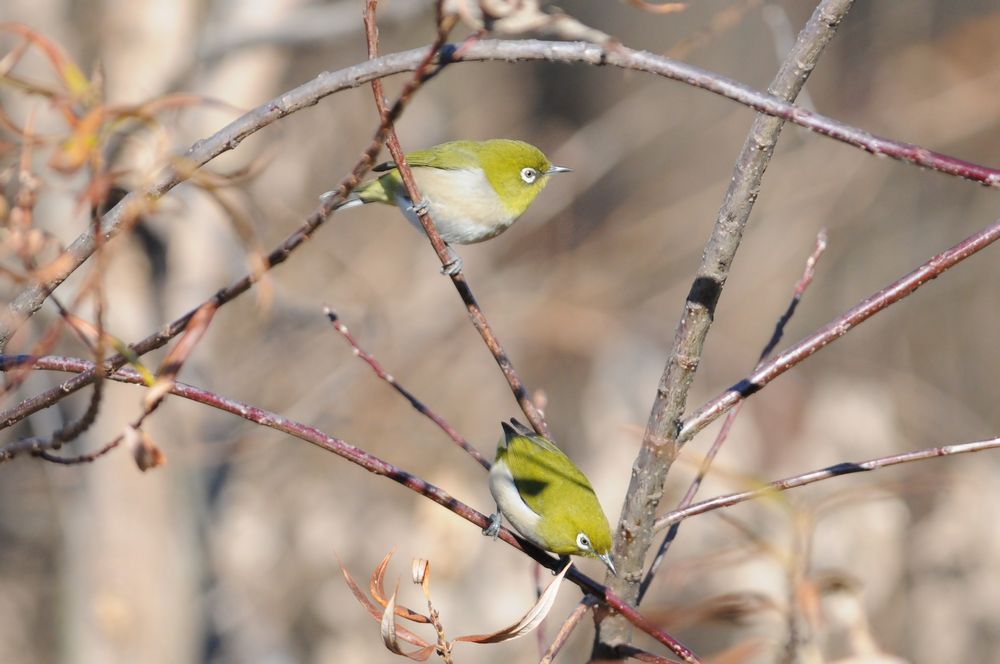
{"left": 372, "top": 140, "right": 482, "bottom": 172}
{"left": 500, "top": 421, "right": 597, "bottom": 518}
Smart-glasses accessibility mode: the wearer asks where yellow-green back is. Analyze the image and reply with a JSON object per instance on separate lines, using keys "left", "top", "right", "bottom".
{"left": 497, "top": 421, "right": 613, "bottom": 557}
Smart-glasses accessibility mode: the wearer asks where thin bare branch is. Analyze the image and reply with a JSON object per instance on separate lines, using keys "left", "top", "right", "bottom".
{"left": 363, "top": 0, "right": 548, "bottom": 436}
{"left": 324, "top": 307, "right": 489, "bottom": 469}
{"left": 603, "top": 592, "right": 700, "bottom": 663}
{"left": 538, "top": 597, "right": 596, "bottom": 664}
{"left": 757, "top": 229, "right": 828, "bottom": 361}
{"left": 654, "top": 437, "right": 1000, "bottom": 530}
{"left": 680, "top": 214, "right": 1000, "bottom": 442}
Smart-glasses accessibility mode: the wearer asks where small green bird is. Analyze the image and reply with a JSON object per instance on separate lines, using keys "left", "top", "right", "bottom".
{"left": 484, "top": 419, "right": 616, "bottom": 575}
{"left": 328, "top": 138, "right": 570, "bottom": 249}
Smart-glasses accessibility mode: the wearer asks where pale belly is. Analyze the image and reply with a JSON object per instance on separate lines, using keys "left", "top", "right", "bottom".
{"left": 488, "top": 457, "right": 546, "bottom": 549}
{"left": 395, "top": 168, "right": 518, "bottom": 245}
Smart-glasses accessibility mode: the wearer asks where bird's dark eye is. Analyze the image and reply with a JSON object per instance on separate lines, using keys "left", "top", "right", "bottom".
{"left": 576, "top": 533, "right": 591, "bottom": 550}
{"left": 520, "top": 167, "right": 538, "bottom": 184}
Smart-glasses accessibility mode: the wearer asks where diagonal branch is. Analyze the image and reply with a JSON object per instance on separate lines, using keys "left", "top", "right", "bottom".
{"left": 679, "top": 213, "right": 1000, "bottom": 442}
{"left": 363, "top": 0, "right": 548, "bottom": 436}
{"left": 324, "top": 307, "right": 489, "bottom": 469}
{"left": 0, "top": 353, "right": 699, "bottom": 662}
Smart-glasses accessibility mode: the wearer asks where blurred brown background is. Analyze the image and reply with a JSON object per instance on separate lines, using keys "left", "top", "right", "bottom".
{"left": 2, "top": 1, "right": 999, "bottom": 662}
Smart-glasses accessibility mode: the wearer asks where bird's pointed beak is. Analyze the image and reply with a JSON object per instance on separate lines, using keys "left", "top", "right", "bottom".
{"left": 599, "top": 552, "right": 617, "bottom": 577}
{"left": 545, "top": 165, "right": 572, "bottom": 175}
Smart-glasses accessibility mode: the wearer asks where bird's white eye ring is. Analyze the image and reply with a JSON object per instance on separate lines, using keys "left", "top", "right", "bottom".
{"left": 520, "top": 167, "right": 538, "bottom": 184}
{"left": 576, "top": 533, "right": 591, "bottom": 550}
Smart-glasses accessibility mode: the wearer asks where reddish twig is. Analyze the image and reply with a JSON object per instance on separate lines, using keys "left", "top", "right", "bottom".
{"left": 0, "top": 35, "right": 453, "bottom": 434}
{"left": 363, "top": 0, "right": 549, "bottom": 437}
{"left": 654, "top": 437, "right": 1000, "bottom": 530}
{"left": 12, "top": 355, "right": 998, "bottom": 533}
{"left": 638, "top": 230, "right": 828, "bottom": 602}
{"left": 604, "top": 592, "right": 699, "bottom": 663}
{"left": 680, "top": 214, "right": 1000, "bottom": 442}
{"left": 539, "top": 597, "right": 597, "bottom": 664}
{"left": 23, "top": 290, "right": 215, "bottom": 464}
{"left": 33, "top": 412, "right": 144, "bottom": 465}
{"left": 757, "top": 229, "right": 828, "bottom": 361}
{"left": 324, "top": 307, "right": 489, "bottom": 469}
{"left": 0, "top": 353, "right": 699, "bottom": 662}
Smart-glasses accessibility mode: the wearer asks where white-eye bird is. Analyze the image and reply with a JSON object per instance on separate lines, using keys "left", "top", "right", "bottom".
{"left": 327, "top": 139, "right": 570, "bottom": 246}
{"left": 484, "top": 419, "right": 616, "bottom": 575}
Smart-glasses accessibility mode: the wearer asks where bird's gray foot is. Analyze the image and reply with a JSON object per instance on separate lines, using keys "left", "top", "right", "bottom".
{"left": 407, "top": 198, "right": 430, "bottom": 215}
{"left": 441, "top": 245, "right": 463, "bottom": 275}
{"left": 482, "top": 512, "right": 502, "bottom": 540}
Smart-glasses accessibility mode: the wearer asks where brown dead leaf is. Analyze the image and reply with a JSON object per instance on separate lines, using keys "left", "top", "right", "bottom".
{"left": 124, "top": 426, "right": 166, "bottom": 472}
{"left": 372, "top": 550, "right": 431, "bottom": 623}
{"left": 337, "top": 556, "right": 433, "bottom": 649}
{"left": 61, "top": 313, "right": 101, "bottom": 346}
{"left": 380, "top": 587, "right": 435, "bottom": 661}
{"left": 455, "top": 562, "right": 570, "bottom": 644}
{"left": 58, "top": 314, "right": 154, "bottom": 386}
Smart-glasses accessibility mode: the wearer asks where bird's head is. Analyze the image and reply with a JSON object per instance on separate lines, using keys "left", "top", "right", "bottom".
{"left": 478, "top": 139, "right": 571, "bottom": 217}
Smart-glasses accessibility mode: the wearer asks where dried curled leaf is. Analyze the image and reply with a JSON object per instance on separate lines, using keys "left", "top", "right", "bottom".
{"left": 124, "top": 426, "right": 166, "bottom": 472}
{"left": 380, "top": 587, "right": 435, "bottom": 661}
{"left": 338, "top": 555, "right": 433, "bottom": 649}
{"left": 371, "top": 550, "right": 431, "bottom": 623}
{"left": 342, "top": 551, "right": 568, "bottom": 657}
{"left": 411, "top": 558, "right": 430, "bottom": 595}
{"left": 455, "top": 562, "right": 571, "bottom": 644}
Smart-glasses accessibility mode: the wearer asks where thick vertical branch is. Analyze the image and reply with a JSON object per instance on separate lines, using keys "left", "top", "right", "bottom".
{"left": 638, "top": 230, "right": 827, "bottom": 602}
{"left": 595, "top": 0, "right": 856, "bottom": 655}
